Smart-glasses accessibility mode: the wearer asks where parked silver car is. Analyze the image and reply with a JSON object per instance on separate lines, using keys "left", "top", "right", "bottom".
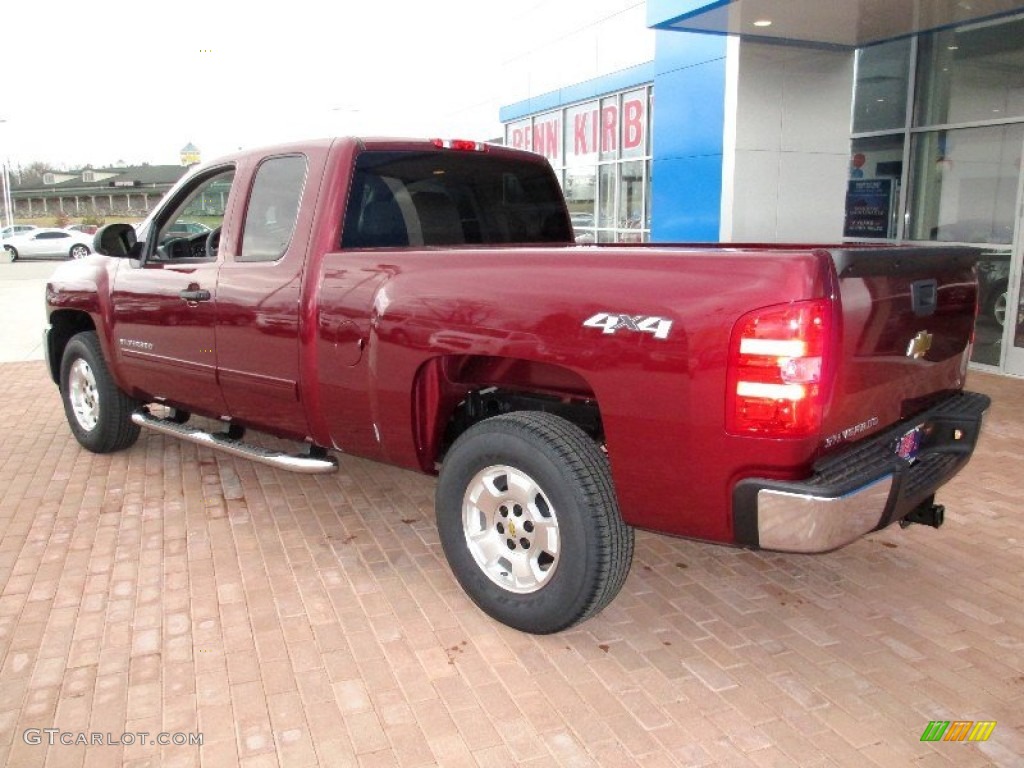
{"left": 2, "top": 228, "right": 92, "bottom": 260}
{"left": 978, "top": 255, "right": 1011, "bottom": 328}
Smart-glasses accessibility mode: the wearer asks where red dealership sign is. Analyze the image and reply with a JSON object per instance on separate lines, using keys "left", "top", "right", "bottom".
{"left": 508, "top": 114, "right": 561, "bottom": 159}
{"left": 506, "top": 92, "right": 648, "bottom": 162}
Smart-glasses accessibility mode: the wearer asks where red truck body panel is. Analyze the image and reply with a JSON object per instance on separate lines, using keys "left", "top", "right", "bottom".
{"left": 44, "top": 137, "right": 986, "bottom": 550}
{"left": 306, "top": 244, "right": 832, "bottom": 543}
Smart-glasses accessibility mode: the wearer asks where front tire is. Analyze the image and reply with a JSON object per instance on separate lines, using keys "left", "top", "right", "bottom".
{"left": 69, "top": 244, "right": 90, "bottom": 259}
{"left": 436, "top": 412, "right": 633, "bottom": 634}
{"left": 60, "top": 331, "right": 141, "bottom": 453}
{"left": 5, "top": 246, "right": 17, "bottom": 261}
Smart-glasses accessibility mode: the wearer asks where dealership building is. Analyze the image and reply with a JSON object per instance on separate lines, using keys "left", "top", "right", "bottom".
{"left": 500, "top": 1, "right": 1024, "bottom": 376}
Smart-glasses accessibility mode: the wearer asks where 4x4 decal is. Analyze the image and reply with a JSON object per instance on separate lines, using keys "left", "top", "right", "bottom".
{"left": 583, "top": 312, "right": 673, "bottom": 340}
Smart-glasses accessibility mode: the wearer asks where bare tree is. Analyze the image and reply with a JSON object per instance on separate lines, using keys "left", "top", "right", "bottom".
{"left": 15, "top": 161, "right": 51, "bottom": 185}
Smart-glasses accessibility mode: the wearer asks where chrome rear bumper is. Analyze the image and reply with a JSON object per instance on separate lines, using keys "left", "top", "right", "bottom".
{"left": 756, "top": 475, "right": 894, "bottom": 553}
{"left": 732, "top": 391, "right": 990, "bottom": 553}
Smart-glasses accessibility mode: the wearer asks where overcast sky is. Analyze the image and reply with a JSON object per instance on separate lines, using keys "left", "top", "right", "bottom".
{"left": 2, "top": 0, "right": 652, "bottom": 170}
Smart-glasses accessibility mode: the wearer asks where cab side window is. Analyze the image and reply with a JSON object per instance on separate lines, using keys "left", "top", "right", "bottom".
{"left": 153, "top": 168, "right": 235, "bottom": 261}
{"left": 239, "top": 155, "right": 308, "bottom": 262}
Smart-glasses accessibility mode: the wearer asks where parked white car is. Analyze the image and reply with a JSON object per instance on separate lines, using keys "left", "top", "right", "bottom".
{"left": 1, "top": 224, "right": 39, "bottom": 240}
{"left": 2, "top": 228, "right": 93, "bottom": 260}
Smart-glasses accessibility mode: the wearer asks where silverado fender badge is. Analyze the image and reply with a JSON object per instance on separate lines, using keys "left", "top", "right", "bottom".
{"left": 906, "top": 330, "right": 933, "bottom": 359}
{"left": 119, "top": 338, "right": 154, "bottom": 351}
{"left": 583, "top": 312, "right": 673, "bottom": 340}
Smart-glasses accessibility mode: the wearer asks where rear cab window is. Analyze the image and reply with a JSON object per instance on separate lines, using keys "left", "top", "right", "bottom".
{"left": 341, "top": 150, "right": 571, "bottom": 249}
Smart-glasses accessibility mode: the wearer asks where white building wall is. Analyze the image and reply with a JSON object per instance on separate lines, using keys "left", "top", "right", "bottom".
{"left": 498, "top": 2, "right": 655, "bottom": 108}
{"left": 724, "top": 41, "right": 854, "bottom": 242}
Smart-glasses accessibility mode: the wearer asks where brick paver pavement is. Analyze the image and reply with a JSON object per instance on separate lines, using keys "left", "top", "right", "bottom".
{"left": 0, "top": 361, "right": 1021, "bottom": 767}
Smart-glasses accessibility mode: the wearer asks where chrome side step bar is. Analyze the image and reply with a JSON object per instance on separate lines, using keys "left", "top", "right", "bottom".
{"left": 131, "top": 409, "right": 338, "bottom": 474}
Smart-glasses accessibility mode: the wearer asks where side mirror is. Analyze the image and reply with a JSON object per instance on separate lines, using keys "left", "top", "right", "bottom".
{"left": 94, "top": 223, "right": 140, "bottom": 258}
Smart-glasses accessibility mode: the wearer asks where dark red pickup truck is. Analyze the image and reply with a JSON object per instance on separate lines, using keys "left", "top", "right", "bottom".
{"left": 44, "top": 137, "right": 989, "bottom": 633}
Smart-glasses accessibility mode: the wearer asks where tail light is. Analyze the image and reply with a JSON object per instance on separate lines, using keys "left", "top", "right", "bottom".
{"left": 726, "top": 299, "right": 832, "bottom": 438}
{"left": 432, "top": 139, "right": 486, "bottom": 151}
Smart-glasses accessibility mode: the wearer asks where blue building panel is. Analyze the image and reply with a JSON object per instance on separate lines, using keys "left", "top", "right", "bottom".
{"left": 652, "top": 26, "right": 729, "bottom": 75}
{"left": 650, "top": 30, "right": 727, "bottom": 241}
{"left": 647, "top": 0, "right": 729, "bottom": 28}
{"left": 499, "top": 62, "right": 656, "bottom": 123}
{"left": 651, "top": 156, "right": 724, "bottom": 242}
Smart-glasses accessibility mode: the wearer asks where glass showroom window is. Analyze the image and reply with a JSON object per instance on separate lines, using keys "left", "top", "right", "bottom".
{"left": 505, "top": 85, "right": 652, "bottom": 243}
{"left": 914, "top": 16, "right": 1024, "bottom": 127}
{"left": 617, "top": 161, "right": 645, "bottom": 242}
{"left": 564, "top": 101, "right": 600, "bottom": 241}
{"left": 906, "top": 122, "right": 1024, "bottom": 367}
{"left": 910, "top": 15, "right": 1024, "bottom": 245}
{"left": 846, "top": 38, "right": 912, "bottom": 240}
{"left": 852, "top": 38, "right": 912, "bottom": 134}
{"left": 910, "top": 16, "right": 1024, "bottom": 366}
{"left": 849, "top": 13, "right": 1024, "bottom": 367}
{"left": 907, "top": 124, "right": 1023, "bottom": 244}
{"left": 845, "top": 134, "right": 904, "bottom": 239}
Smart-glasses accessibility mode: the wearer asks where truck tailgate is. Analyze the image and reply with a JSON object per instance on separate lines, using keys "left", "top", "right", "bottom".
{"left": 822, "top": 246, "right": 980, "bottom": 454}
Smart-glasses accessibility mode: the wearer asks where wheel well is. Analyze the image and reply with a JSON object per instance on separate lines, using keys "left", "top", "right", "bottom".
{"left": 444, "top": 387, "right": 603, "bottom": 452}
{"left": 413, "top": 356, "right": 603, "bottom": 471}
{"left": 47, "top": 311, "right": 96, "bottom": 383}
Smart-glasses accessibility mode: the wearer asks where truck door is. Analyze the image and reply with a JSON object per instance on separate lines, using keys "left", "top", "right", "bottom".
{"left": 215, "top": 153, "right": 316, "bottom": 438}
{"left": 110, "top": 167, "right": 236, "bottom": 418}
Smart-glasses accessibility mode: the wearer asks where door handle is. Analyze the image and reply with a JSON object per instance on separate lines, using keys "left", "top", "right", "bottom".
{"left": 179, "top": 288, "right": 212, "bottom": 302}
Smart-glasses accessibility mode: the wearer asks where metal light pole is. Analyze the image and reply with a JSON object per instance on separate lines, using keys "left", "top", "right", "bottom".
{"left": 0, "top": 118, "right": 12, "bottom": 232}
{"left": 1, "top": 163, "right": 12, "bottom": 232}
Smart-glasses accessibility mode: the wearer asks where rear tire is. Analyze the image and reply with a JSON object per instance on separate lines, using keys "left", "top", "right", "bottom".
{"left": 435, "top": 412, "right": 633, "bottom": 634}
{"left": 4, "top": 246, "right": 17, "bottom": 261}
{"left": 60, "top": 331, "right": 141, "bottom": 453}
{"left": 992, "top": 287, "right": 1008, "bottom": 328}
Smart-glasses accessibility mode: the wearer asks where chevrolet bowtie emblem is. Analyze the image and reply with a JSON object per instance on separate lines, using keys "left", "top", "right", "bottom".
{"left": 906, "top": 330, "right": 933, "bottom": 359}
